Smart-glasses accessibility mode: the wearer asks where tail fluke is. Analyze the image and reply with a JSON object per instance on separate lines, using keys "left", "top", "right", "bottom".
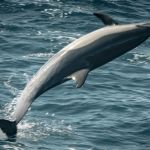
{"left": 0, "top": 119, "right": 17, "bottom": 138}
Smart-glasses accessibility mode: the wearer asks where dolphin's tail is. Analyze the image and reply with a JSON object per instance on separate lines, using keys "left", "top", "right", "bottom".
{"left": 0, "top": 119, "right": 17, "bottom": 138}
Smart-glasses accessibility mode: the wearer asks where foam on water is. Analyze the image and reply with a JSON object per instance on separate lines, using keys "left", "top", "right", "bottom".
{"left": 16, "top": 117, "right": 74, "bottom": 141}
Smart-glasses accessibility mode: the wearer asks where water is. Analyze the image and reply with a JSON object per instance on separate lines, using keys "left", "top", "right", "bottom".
{"left": 0, "top": 0, "right": 150, "bottom": 149}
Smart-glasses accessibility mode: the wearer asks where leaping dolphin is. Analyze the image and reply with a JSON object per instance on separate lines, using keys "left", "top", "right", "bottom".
{"left": 0, "top": 12, "right": 150, "bottom": 138}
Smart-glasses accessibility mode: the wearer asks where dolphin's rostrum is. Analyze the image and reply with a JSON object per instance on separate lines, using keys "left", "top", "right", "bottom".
{"left": 0, "top": 12, "right": 150, "bottom": 139}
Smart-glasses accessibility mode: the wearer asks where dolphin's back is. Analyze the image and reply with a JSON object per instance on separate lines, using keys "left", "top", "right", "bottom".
{"left": 61, "top": 24, "right": 143, "bottom": 53}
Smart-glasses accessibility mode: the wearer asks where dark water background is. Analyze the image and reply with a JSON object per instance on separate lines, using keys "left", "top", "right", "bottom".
{"left": 0, "top": 0, "right": 150, "bottom": 149}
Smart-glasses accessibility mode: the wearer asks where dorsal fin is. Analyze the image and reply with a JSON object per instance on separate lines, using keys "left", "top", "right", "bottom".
{"left": 93, "top": 12, "right": 119, "bottom": 25}
{"left": 71, "top": 68, "right": 89, "bottom": 88}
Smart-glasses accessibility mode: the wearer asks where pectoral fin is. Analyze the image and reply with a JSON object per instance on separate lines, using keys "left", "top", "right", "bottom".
{"left": 71, "top": 68, "right": 90, "bottom": 88}
{"left": 93, "top": 12, "right": 119, "bottom": 25}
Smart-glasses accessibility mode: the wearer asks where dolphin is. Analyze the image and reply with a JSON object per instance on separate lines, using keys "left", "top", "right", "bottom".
{"left": 0, "top": 12, "right": 150, "bottom": 138}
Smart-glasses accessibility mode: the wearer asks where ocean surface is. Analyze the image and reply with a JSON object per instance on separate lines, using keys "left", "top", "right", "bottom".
{"left": 0, "top": 0, "right": 150, "bottom": 149}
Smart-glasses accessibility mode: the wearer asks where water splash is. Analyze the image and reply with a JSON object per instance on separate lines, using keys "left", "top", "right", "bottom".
{"left": 17, "top": 116, "right": 74, "bottom": 141}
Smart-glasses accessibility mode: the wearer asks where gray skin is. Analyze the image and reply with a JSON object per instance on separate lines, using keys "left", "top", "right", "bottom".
{"left": 0, "top": 12, "right": 150, "bottom": 138}
{"left": 13, "top": 22, "right": 150, "bottom": 124}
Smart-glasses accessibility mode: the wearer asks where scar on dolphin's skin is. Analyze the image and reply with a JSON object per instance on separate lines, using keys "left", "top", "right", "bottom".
{"left": 0, "top": 12, "right": 150, "bottom": 139}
